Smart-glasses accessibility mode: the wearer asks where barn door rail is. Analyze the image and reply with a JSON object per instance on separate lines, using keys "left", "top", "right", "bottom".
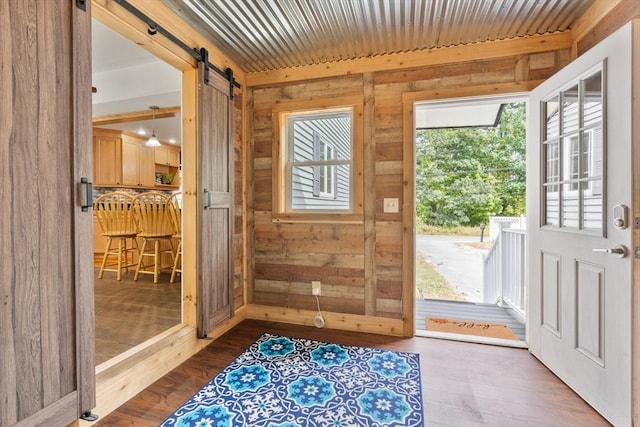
{"left": 112, "top": 0, "right": 240, "bottom": 95}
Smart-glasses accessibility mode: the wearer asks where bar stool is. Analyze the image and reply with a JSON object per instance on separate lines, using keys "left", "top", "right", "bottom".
{"left": 166, "top": 192, "right": 182, "bottom": 283}
{"left": 131, "top": 192, "right": 175, "bottom": 283}
{"left": 94, "top": 192, "right": 138, "bottom": 281}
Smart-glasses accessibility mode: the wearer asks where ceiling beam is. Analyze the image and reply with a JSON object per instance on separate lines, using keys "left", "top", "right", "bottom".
{"left": 92, "top": 106, "right": 180, "bottom": 125}
{"left": 245, "top": 32, "right": 573, "bottom": 87}
{"left": 570, "top": 0, "right": 623, "bottom": 54}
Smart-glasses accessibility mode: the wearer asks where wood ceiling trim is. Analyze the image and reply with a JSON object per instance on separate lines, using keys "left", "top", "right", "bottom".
{"left": 245, "top": 32, "right": 573, "bottom": 88}
{"left": 92, "top": 106, "right": 180, "bottom": 125}
{"left": 401, "top": 81, "right": 545, "bottom": 105}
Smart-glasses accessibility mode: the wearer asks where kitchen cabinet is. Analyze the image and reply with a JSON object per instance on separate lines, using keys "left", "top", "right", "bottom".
{"left": 154, "top": 145, "right": 180, "bottom": 167}
{"left": 154, "top": 144, "right": 181, "bottom": 189}
{"left": 93, "top": 128, "right": 122, "bottom": 185}
{"left": 92, "top": 128, "right": 180, "bottom": 190}
{"left": 122, "top": 134, "right": 155, "bottom": 187}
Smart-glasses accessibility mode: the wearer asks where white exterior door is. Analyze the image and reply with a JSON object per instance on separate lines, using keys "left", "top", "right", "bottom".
{"left": 527, "top": 23, "right": 636, "bottom": 427}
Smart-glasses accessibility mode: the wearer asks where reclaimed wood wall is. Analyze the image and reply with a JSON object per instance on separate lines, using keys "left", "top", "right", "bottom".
{"left": 233, "top": 94, "right": 245, "bottom": 310}
{"left": 248, "top": 49, "right": 573, "bottom": 322}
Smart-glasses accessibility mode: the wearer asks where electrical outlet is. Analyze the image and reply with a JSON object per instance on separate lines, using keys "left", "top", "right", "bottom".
{"left": 383, "top": 198, "right": 399, "bottom": 213}
{"left": 311, "top": 281, "right": 321, "bottom": 296}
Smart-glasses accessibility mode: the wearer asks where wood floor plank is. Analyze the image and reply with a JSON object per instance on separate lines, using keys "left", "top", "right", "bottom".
{"left": 94, "top": 269, "right": 181, "bottom": 365}
{"left": 94, "top": 320, "right": 610, "bottom": 426}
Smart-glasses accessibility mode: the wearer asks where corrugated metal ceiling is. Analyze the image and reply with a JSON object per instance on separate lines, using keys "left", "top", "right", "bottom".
{"left": 162, "top": 0, "right": 595, "bottom": 73}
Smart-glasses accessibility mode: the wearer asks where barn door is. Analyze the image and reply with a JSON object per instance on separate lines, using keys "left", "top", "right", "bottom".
{"left": 528, "top": 22, "right": 636, "bottom": 426}
{"left": 0, "top": 1, "right": 95, "bottom": 425}
{"left": 196, "top": 62, "right": 235, "bottom": 337}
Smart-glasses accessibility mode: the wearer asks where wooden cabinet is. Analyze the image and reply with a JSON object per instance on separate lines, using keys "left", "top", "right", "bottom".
{"left": 154, "top": 146, "right": 180, "bottom": 167}
{"left": 93, "top": 128, "right": 122, "bottom": 185}
{"left": 154, "top": 144, "right": 181, "bottom": 189}
{"left": 92, "top": 128, "right": 180, "bottom": 189}
{"left": 139, "top": 145, "right": 156, "bottom": 186}
{"left": 122, "top": 135, "right": 155, "bottom": 187}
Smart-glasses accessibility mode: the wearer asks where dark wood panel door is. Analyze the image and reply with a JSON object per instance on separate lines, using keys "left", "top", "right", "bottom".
{"left": 0, "top": 1, "right": 95, "bottom": 425}
{"left": 196, "top": 63, "right": 235, "bottom": 337}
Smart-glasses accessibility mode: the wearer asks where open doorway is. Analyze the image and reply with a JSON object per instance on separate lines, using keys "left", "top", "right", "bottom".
{"left": 91, "top": 20, "right": 183, "bottom": 366}
{"left": 413, "top": 95, "right": 527, "bottom": 347}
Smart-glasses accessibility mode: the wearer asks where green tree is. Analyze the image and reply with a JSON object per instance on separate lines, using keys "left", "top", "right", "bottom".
{"left": 416, "top": 103, "right": 526, "bottom": 227}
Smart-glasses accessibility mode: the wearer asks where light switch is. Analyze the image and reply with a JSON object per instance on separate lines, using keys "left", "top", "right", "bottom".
{"left": 383, "top": 198, "right": 399, "bottom": 213}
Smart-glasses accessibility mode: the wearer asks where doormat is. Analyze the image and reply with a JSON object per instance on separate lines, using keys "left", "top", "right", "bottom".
{"left": 160, "top": 333, "right": 424, "bottom": 426}
{"left": 426, "top": 317, "right": 520, "bottom": 341}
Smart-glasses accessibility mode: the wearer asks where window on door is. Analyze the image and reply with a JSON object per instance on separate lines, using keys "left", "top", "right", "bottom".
{"left": 542, "top": 66, "right": 604, "bottom": 232}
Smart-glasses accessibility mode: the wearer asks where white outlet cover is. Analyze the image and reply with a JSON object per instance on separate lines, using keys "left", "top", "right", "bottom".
{"left": 312, "top": 281, "right": 321, "bottom": 295}
{"left": 383, "top": 198, "right": 399, "bottom": 213}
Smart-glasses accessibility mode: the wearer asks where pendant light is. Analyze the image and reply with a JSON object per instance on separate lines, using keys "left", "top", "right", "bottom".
{"left": 146, "top": 105, "right": 161, "bottom": 147}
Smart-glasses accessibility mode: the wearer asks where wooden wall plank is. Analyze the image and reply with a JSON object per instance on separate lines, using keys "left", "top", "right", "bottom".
{"left": 245, "top": 305, "right": 404, "bottom": 335}
{"left": 362, "top": 73, "right": 377, "bottom": 316}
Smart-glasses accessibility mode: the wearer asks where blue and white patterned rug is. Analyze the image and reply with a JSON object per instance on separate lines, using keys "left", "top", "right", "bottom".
{"left": 160, "top": 333, "right": 424, "bottom": 426}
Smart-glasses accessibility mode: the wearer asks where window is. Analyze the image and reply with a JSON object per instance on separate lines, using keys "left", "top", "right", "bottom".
{"left": 313, "top": 132, "right": 337, "bottom": 198}
{"left": 272, "top": 96, "right": 363, "bottom": 222}
{"left": 541, "top": 66, "right": 604, "bottom": 232}
{"left": 288, "top": 114, "right": 349, "bottom": 209}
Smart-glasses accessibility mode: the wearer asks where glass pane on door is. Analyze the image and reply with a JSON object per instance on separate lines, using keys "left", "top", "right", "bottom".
{"left": 540, "top": 67, "right": 604, "bottom": 233}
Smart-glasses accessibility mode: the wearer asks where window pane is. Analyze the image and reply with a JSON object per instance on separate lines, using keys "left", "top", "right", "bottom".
{"left": 583, "top": 71, "right": 602, "bottom": 128}
{"left": 291, "top": 165, "right": 350, "bottom": 210}
{"left": 544, "top": 141, "right": 559, "bottom": 184}
{"left": 582, "top": 180, "right": 602, "bottom": 230}
{"left": 562, "top": 135, "right": 580, "bottom": 189}
{"left": 544, "top": 97, "right": 559, "bottom": 140}
{"left": 562, "top": 84, "right": 579, "bottom": 134}
{"left": 561, "top": 183, "right": 579, "bottom": 228}
{"left": 286, "top": 110, "right": 353, "bottom": 212}
{"left": 545, "top": 185, "right": 559, "bottom": 226}
{"left": 290, "top": 114, "right": 351, "bottom": 162}
{"left": 588, "top": 127, "right": 603, "bottom": 195}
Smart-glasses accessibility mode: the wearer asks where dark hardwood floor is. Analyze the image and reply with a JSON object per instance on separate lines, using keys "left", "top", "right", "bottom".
{"left": 95, "top": 269, "right": 181, "bottom": 365}
{"left": 94, "top": 320, "right": 611, "bottom": 426}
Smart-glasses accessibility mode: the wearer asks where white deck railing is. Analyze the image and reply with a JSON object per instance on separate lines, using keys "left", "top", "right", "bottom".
{"left": 483, "top": 221, "right": 527, "bottom": 321}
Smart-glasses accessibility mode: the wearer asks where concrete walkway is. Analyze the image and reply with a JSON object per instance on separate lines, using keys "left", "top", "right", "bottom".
{"left": 416, "top": 235, "right": 489, "bottom": 303}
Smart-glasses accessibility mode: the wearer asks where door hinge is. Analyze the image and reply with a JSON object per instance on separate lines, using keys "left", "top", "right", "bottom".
{"left": 76, "top": 0, "right": 87, "bottom": 11}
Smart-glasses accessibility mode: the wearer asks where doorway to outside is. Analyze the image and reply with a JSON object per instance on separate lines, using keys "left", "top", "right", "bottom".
{"left": 413, "top": 95, "right": 527, "bottom": 347}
